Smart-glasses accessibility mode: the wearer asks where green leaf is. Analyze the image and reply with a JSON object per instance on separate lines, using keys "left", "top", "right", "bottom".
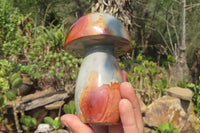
{"left": 156, "top": 122, "right": 178, "bottom": 133}
{"left": 30, "top": 117, "right": 37, "bottom": 127}
{"left": 10, "top": 73, "right": 21, "bottom": 82}
{"left": 136, "top": 54, "right": 143, "bottom": 62}
{"left": 187, "top": 83, "right": 195, "bottom": 89}
{"left": 54, "top": 117, "right": 62, "bottom": 130}
{"left": 44, "top": 116, "right": 62, "bottom": 130}
{"left": 20, "top": 115, "right": 36, "bottom": 129}
{"left": 12, "top": 78, "right": 23, "bottom": 88}
{"left": 6, "top": 90, "right": 17, "bottom": 101}
{"left": 0, "top": 94, "right": 7, "bottom": 108}
{"left": 22, "top": 125, "right": 29, "bottom": 131}
{"left": 63, "top": 100, "right": 76, "bottom": 114}
{"left": 20, "top": 115, "right": 32, "bottom": 126}
{"left": 167, "top": 55, "right": 175, "bottom": 65}
{"left": 44, "top": 117, "right": 54, "bottom": 126}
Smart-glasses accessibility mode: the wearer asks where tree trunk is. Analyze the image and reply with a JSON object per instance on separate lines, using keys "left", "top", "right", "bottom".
{"left": 171, "top": 0, "right": 190, "bottom": 85}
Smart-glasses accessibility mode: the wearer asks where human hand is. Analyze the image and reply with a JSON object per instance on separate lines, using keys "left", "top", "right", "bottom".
{"left": 61, "top": 71, "right": 144, "bottom": 133}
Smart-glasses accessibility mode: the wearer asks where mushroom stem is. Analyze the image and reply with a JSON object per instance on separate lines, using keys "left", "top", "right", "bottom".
{"left": 75, "top": 44, "right": 122, "bottom": 125}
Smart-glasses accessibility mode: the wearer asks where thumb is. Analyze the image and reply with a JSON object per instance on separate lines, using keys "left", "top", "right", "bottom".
{"left": 61, "top": 114, "right": 94, "bottom": 133}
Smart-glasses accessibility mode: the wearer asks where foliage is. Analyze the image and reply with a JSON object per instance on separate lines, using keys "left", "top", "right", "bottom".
{"left": 177, "top": 80, "right": 189, "bottom": 88}
{"left": 12, "top": 78, "right": 23, "bottom": 89}
{"left": 0, "top": 0, "right": 200, "bottom": 131}
{"left": 0, "top": 1, "right": 84, "bottom": 131}
{"left": 20, "top": 115, "right": 37, "bottom": 131}
{"left": 44, "top": 116, "right": 62, "bottom": 130}
{"left": 0, "top": 0, "right": 20, "bottom": 45}
{"left": 126, "top": 53, "right": 170, "bottom": 104}
{"left": 63, "top": 100, "right": 76, "bottom": 115}
{"left": 156, "top": 122, "right": 178, "bottom": 133}
{"left": 6, "top": 90, "right": 17, "bottom": 101}
{"left": 10, "top": 73, "right": 21, "bottom": 83}
{"left": 177, "top": 81, "right": 200, "bottom": 115}
{"left": 0, "top": 93, "right": 7, "bottom": 109}
{"left": 167, "top": 55, "right": 175, "bottom": 66}
{"left": 0, "top": 59, "right": 10, "bottom": 92}
{"left": 186, "top": 83, "right": 200, "bottom": 115}
{"left": 0, "top": 0, "right": 83, "bottom": 91}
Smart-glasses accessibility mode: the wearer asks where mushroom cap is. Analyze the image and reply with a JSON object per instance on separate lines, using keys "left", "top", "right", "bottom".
{"left": 64, "top": 13, "right": 132, "bottom": 56}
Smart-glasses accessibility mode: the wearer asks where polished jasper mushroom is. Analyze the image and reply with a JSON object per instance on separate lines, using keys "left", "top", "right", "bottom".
{"left": 64, "top": 13, "right": 132, "bottom": 125}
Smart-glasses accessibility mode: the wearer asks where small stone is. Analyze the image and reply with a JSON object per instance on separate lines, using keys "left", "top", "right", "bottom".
{"left": 37, "top": 123, "right": 53, "bottom": 132}
{"left": 166, "top": 87, "right": 193, "bottom": 101}
{"left": 181, "top": 114, "right": 200, "bottom": 133}
{"left": 45, "top": 101, "right": 65, "bottom": 110}
{"left": 143, "top": 95, "right": 187, "bottom": 129}
{"left": 21, "top": 74, "right": 33, "bottom": 85}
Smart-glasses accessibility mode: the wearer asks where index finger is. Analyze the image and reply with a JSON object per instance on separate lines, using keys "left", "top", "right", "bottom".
{"left": 120, "top": 82, "right": 144, "bottom": 133}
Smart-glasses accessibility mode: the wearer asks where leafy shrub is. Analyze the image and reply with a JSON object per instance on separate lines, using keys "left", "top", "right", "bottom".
{"left": 12, "top": 78, "right": 23, "bottom": 89}
{"left": 20, "top": 115, "right": 37, "bottom": 131}
{"left": 177, "top": 81, "right": 200, "bottom": 115}
{"left": 63, "top": 100, "right": 76, "bottom": 115}
{"left": 6, "top": 90, "right": 17, "bottom": 101}
{"left": 156, "top": 122, "right": 178, "bottom": 133}
{"left": 10, "top": 73, "right": 21, "bottom": 83}
{"left": 0, "top": 94, "right": 7, "bottom": 109}
{"left": 0, "top": 2, "right": 82, "bottom": 90}
{"left": 44, "top": 116, "right": 62, "bottom": 130}
{"left": 186, "top": 83, "right": 200, "bottom": 115}
{"left": 0, "top": 59, "right": 10, "bottom": 92}
{"left": 126, "top": 53, "right": 170, "bottom": 104}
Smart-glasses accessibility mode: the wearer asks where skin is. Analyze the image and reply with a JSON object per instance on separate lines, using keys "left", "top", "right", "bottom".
{"left": 61, "top": 71, "right": 144, "bottom": 133}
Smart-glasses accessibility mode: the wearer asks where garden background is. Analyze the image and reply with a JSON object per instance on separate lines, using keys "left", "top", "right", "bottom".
{"left": 0, "top": 0, "right": 200, "bottom": 132}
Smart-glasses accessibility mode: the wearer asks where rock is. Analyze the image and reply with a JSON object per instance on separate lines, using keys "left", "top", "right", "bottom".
{"left": 38, "top": 77, "right": 55, "bottom": 90}
{"left": 37, "top": 123, "right": 54, "bottom": 132}
{"left": 143, "top": 95, "right": 187, "bottom": 130}
{"left": 186, "top": 102, "right": 195, "bottom": 115}
{"left": 45, "top": 101, "right": 65, "bottom": 110}
{"left": 21, "top": 74, "right": 33, "bottom": 85}
{"left": 166, "top": 87, "right": 193, "bottom": 101}
{"left": 136, "top": 94, "right": 147, "bottom": 113}
{"left": 18, "top": 84, "right": 33, "bottom": 96}
{"left": 180, "top": 114, "right": 200, "bottom": 133}
{"left": 17, "top": 74, "right": 34, "bottom": 95}
{"left": 166, "top": 87, "right": 193, "bottom": 113}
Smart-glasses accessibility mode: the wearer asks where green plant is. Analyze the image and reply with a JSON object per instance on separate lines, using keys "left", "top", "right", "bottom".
{"left": 20, "top": 115, "right": 37, "bottom": 131}
{"left": 156, "top": 122, "right": 178, "bottom": 133}
{"left": 186, "top": 83, "right": 200, "bottom": 115}
{"left": 10, "top": 73, "right": 21, "bottom": 82}
{"left": 0, "top": 59, "right": 10, "bottom": 92}
{"left": 6, "top": 90, "right": 17, "bottom": 101}
{"left": 0, "top": 0, "right": 22, "bottom": 57}
{"left": 44, "top": 116, "right": 62, "bottom": 130}
{"left": 63, "top": 100, "right": 76, "bottom": 115}
{"left": 167, "top": 55, "right": 175, "bottom": 66}
{"left": 0, "top": 94, "right": 7, "bottom": 110}
{"left": 177, "top": 82, "right": 200, "bottom": 115}
{"left": 127, "top": 53, "right": 169, "bottom": 104}
{"left": 178, "top": 80, "right": 188, "bottom": 88}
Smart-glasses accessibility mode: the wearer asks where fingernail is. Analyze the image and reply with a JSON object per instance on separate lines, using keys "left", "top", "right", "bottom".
{"left": 121, "top": 82, "right": 132, "bottom": 88}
